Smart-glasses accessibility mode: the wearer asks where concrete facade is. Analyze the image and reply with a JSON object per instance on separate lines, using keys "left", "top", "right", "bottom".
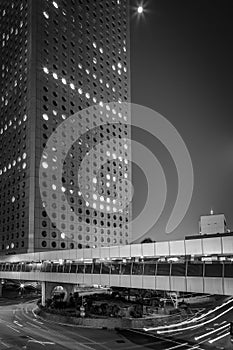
{"left": 0, "top": 0, "right": 131, "bottom": 255}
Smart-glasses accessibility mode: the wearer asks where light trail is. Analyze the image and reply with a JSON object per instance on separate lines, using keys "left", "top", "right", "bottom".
{"left": 208, "top": 331, "right": 230, "bottom": 344}
{"left": 156, "top": 304, "right": 233, "bottom": 334}
{"left": 144, "top": 298, "right": 233, "bottom": 332}
{"left": 194, "top": 323, "right": 229, "bottom": 340}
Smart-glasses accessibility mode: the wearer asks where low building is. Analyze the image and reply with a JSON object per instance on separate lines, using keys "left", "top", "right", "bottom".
{"left": 199, "top": 213, "right": 227, "bottom": 235}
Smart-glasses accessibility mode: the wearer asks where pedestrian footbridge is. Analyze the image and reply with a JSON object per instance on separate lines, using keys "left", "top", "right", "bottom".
{"left": 1, "top": 233, "right": 233, "bottom": 297}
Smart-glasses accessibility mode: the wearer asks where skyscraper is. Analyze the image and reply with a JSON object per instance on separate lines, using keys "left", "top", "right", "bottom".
{"left": 0, "top": 0, "right": 131, "bottom": 255}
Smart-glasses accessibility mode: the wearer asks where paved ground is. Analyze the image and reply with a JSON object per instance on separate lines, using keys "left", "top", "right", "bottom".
{"left": 1, "top": 298, "right": 129, "bottom": 350}
{"left": 0, "top": 297, "right": 212, "bottom": 350}
{"left": 1, "top": 296, "right": 233, "bottom": 349}
{"left": 141, "top": 297, "right": 233, "bottom": 350}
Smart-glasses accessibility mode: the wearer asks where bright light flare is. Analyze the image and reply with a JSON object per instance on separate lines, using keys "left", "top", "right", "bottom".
{"left": 133, "top": 3, "right": 148, "bottom": 20}
{"left": 137, "top": 5, "right": 144, "bottom": 14}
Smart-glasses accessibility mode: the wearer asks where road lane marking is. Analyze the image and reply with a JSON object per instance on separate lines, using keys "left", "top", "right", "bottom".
{"left": 13, "top": 320, "right": 23, "bottom": 327}
{"left": 15, "top": 315, "right": 22, "bottom": 321}
{"left": 28, "top": 339, "right": 55, "bottom": 346}
{"left": 6, "top": 324, "right": 20, "bottom": 333}
{"left": 0, "top": 340, "right": 10, "bottom": 348}
{"left": 33, "top": 318, "right": 44, "bottom": 324}
{"left": 194, "top": 323, "right": 229, "bottom": 340}
{"left": 32, "top": 308, "right": 37, "bottom": 318}
{"left": 26, "top": 321, "right": 42, "bottom": 329}
{"left": 208, "top": 331, "right": 230, "bottom": 344}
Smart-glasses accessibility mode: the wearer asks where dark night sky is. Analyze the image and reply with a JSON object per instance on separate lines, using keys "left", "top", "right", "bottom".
{"left": 129, "top": 0, "right": 233, "bottom": 241}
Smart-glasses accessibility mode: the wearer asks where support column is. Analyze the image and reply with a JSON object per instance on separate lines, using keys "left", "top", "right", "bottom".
{"left": 41, "top": 281, "right": 46, "bottom": 306}
{"left": 41, "top": 281, "right": 55, "bottom": 306}
{"left": 0, "top": 284, "right": 3, "bottom": 297}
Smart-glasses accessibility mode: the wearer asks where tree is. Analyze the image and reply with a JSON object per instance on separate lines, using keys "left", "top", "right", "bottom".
{"left": 141, "top": 238, "right": 153, "bottom": 244}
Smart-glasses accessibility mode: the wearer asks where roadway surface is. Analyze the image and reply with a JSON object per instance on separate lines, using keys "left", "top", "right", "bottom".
{"left": 142, "top": 297, "right": 233, "bottom": 350}
{"left": 0, "top": 297, "right": 233, "bottom": 350}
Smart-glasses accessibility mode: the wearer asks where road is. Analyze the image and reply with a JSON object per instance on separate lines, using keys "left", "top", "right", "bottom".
{"left": 0, "top": 297, "right": 132, "bottom": 350}
{"left": 0, "top": 298, "right": 191, "bottom": 350}
{"left": 1, "top": 297, "right": 232, "bottom": 350}
{"left": 142, "top": 297, "right": 233, "bottom": 350}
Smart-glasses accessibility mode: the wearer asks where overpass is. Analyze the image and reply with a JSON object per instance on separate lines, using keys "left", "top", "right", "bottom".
{"left": 1, "top": 233, "right": 233, "bottom": 304}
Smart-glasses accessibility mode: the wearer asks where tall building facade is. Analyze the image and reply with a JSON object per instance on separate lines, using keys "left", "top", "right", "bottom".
{"left": 0, "top": 0, "right": 131, "bottom": 255}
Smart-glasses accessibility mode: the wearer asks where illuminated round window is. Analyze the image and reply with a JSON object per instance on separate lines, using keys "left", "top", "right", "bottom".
{"left": 42, "top": 161, "right": 48, "bottom": 169}
{"left": 43, "top": 114, "right": 49, "bottom": 121}
{"left": 53, "top": 1, "right": 58, "bottom": 9}
{"left": 43, "top": 67, "right": 49, "bottom": 74}
{"left": 43, "top": 11, "right": 49, "bottom": 19}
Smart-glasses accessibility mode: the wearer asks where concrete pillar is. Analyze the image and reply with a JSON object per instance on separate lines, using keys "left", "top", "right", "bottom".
{"left": 41, "top": 281, "right": 55, "bottom": 306}
{"left": 41, "top": 281, "right": 46, "bottom": 306}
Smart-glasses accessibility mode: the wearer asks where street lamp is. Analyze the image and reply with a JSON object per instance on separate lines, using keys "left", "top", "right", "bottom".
{"left": 137, "top": 5, "right": 144, "bottom": 14}
{"left": 19, "top": 283, "right": 25, "bottom": 297}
